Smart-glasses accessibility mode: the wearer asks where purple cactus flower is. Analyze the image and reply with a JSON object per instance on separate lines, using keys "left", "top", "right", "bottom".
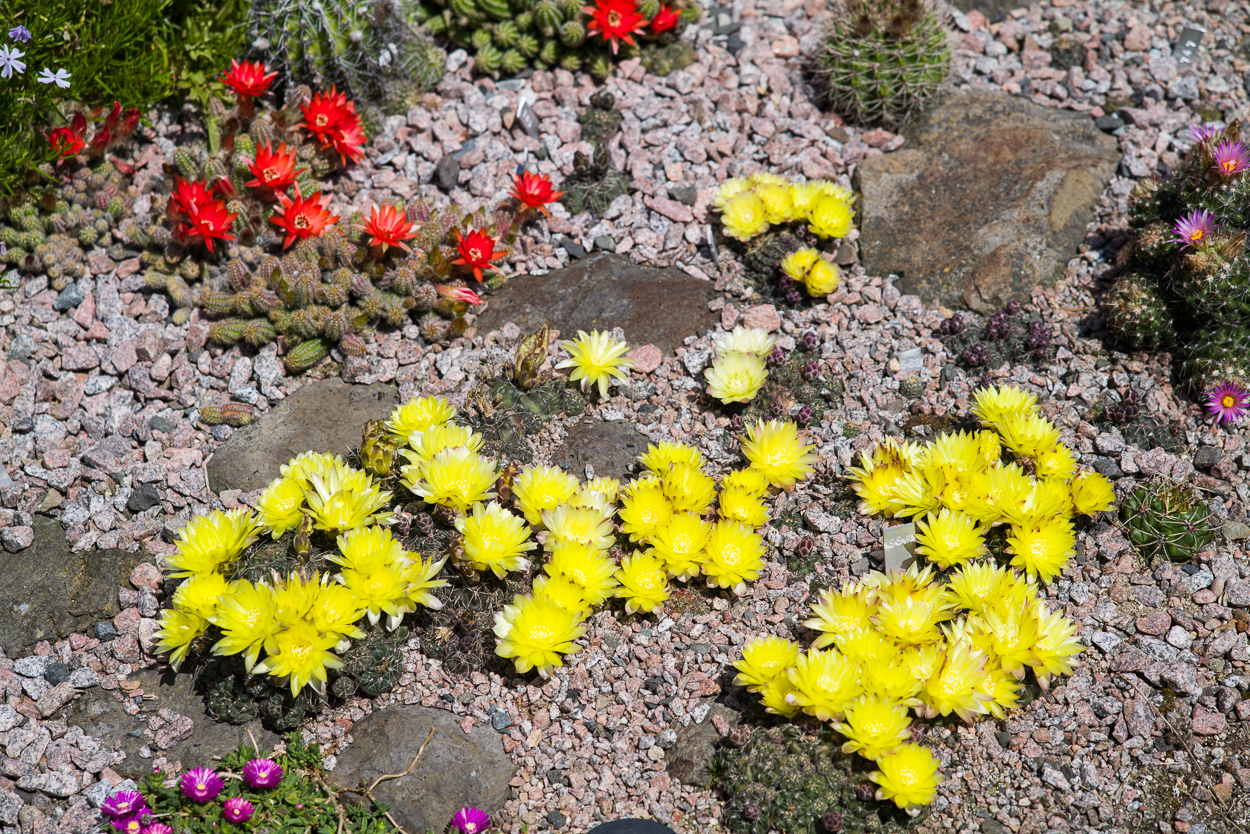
{"left": 1212, "top": 139, "right": 1250, "bottom": 177}
{"left": 451, "top": 807, "right": 492, "bottom": 834}
{"left": 1206, "top": 381, "right": 1249, "bottom": 425}
{"left": 1171, "top": 209, "right": 1216, "bottom": 249}
{"left": 223, "top": 797, "right": 255, "bottom": 823}
{"left": 101, "top": 791, "right": 148, "bottom": 821}
{"left": 1190, "top": 124, "right": 1219, "bottom": 145}
{"left": 141, "top": 825, "right": 173, "bottom": 834}
{"left": 180, "top": 766, "right": 224, "bottom": 803}
{"left": 242, "top": 758, "right": 284, "bottom": 788}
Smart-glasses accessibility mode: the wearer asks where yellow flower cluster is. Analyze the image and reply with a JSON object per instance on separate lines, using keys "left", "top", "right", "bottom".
{"left": 156, "top": 444, "right": 448, "bottom": 697}
{"left": 554, "top": 330, "right": 633, "bottom": 398}
{"left": 781, "top": 247, "right": 840, "bottom": 298}
{"left": 735, "top": 561, "right": 1084, "bottom": 813}
{"left": 713, "top": 172, "right": 854, "bottom": 242}
{"left": 704, "top": 326, "right": 775, "bottom": 404}
{"left": 848, "top": 385, "right": 1117, "bottom": 583}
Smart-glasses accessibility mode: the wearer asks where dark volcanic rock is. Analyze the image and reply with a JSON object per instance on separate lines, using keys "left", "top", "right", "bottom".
{"left": 64, "top": 669, "right": 279, "bottom": 779}
{"left": 666, "top": 700, "right": 740, "bottom": 788}
{"left": 207, "top": 378, "right": 399, "bottom": 493}
{"left": 330, "top": 705, "right": 515, "bottom": 834}
{"left": 552, "top": 420, "right": 650, "bottom": 481}
{"left": 475, "top": 253, "right": 718, "bottom": 354}
{"left": 0, "top": 516, "right": 143, "bottom": 657}
{"left": 856, "top": 90, "right": 1119, "bottom": 313}
{"left": 588, "top": 821, "right": 678, "bottom": 834}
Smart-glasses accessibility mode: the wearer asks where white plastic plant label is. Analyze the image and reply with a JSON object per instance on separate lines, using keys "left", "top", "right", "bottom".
{"left": 883, "top": 522, "right": 918, "bottom": 572}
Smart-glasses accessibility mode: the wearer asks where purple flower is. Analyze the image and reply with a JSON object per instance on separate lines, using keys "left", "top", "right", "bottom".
{"left": 7, "top": 25, "right": 30, "bottom": 43}
{"left": 1212, "top": 139, "right": 1249, "bottom": 177}
{"left": 1172, "top": 209, "right": 1216, "bottom": 249}
{"left": 141, "top": 825, "right": 173, "bottom": 834}
{"left": 242, "top": 758, "right": 284, "bottom": 788}
{"left": 112, "top": 816, "right": 146, "bottom": 834}
{"left": 451, "top": 807, "right": 492, "bottom": 834}
{"left": 180, "top": 766, "right": 224, "bottom": 803}
{"left": 101, "top": 791, "right": 148, "bottom": 821}
{"left": 223, "top": 797, "right": 255, "bottom": 823}
{"left": 1206, "top": 381, "right": 1249, "bottom": 425}
{"left": 1190, "top": 124, "right": 1218, "bottom": 145}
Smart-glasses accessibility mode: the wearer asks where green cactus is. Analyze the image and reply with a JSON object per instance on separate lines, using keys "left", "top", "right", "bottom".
{"left": 1103, "top": 272, "right": 1176, "bottom": 351}
{"left": 200, "top": 402, "right": 257, "bottom": 427}
{"left": 209, "top": 319, "right": 250, "bottom": 346}
{"left": 1120, "top": 479, "right": 1218, "bottom": 564}
{"left": 284, "top": 338, "right": 330, "bottom": 373}
{"left": 817, "top": 0, "right": 951, "bottom": 128}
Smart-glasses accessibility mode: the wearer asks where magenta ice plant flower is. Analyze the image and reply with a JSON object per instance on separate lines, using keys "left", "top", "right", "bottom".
{"left": 1206, "top": 381, "right": 1249, "bottom": 425}
{"left": 1212, "top": 139, "right": 1250, "bottom": 177}
{"left": 101, "top": 791, "right": 148, "bottom": 821}
{"left": 1172, "top": 209, "right": 1216, "bottom": 249}
{"left": 141, "top": 825, "right": 173, "bottom": 834}
{"left": 180, "top": 766, "right": 224, "bottom": 803}
{"left": 242, "top": 758, "right": 283, "bottom": 788}
{"left": 451, "top": 807, "right": 492, "bottom": 833}
{"left": 223, "top": 797, "right": 255, "bottom": 823}
{"left": 7, "top": 25, "right": 30, "bottom": 42}
{"left": 113, "top": 817, "right": 145, "bottom": 834}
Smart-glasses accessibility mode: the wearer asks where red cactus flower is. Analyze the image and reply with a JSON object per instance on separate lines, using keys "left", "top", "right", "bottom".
{"left": 358, "top": 204, "right": 417, "bottom": 253}
{"left": 510, "top": 171, "right": 564, "bottom": 218}
{"left": 301, "top": 86, "right": 355, "bottom": 145}
{"left": 184, "top": 199, "right": 238, "bottom": 254}
{"left": 329, "top": 119, "right": 367, "bottom": 165}
{"left": 87, "top": 126, "right": 112, "bottom": 156}
{"left": 221, "top": 59, "right": 277, "bottom": 100}
{"left": 584, "top": 0, "right": 646, "bottom": 54}
{"left": 118, "top": 108, "right": 141, "bottom": 141}
{"left": 435, "top": 284, "right": 483, "bottom": 305}
{"left": 49, "top": 127, "right": 86, "bottom": 158}
{"left": 70, "top": 112, "right": 87, "bottom": 140}
{"left": 271, "top": 185, "right": 339, "bottom": 250}
{"left": 650, "top": 5, "right": 681, "bottom": 33}
{"left": 452, "top": 228, "right": 504, "bottom": 283}
{"left": 169, "top": 178, "right": 215, "bottom": 220}
{"left": 245, "top": 142, "right": 304, "bottom": 194}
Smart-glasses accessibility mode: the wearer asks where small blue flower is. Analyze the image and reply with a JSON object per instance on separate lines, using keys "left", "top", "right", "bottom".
{"left": 36, "top": 67, "right": 70, "bottom": 88}
{"left": 0, "top": 44, "right": 25, "bottom": 78}
{"left": 8, "top": 25, "right": 31, "bottom": 43}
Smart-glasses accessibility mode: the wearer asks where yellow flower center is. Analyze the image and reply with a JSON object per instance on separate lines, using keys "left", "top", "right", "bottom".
{"left": 1029, "top": 537, "right": 1049, "bottom": 559}
{"left": 635, "top": 569, "right": 659, "bottom": 590}
{"left": 263, "top": 166, "right": 281, "bottom": 182}
{"left": 294, "top": 214, "right": 311, "bottom": 230}
{"left": 1191, "top": 229, "right": 1204, "bottom": 242}
{"left": 607, "top": 10, "right": 622, "bottom": 26}
{"left": 469, "top": 247, "right": 483, "bottom": 260}
{"left": 527, "top": 623, "right": 553, "bottom": 642}
{"left": 1223, "top": 394, "right": 1236, "bottom": 408}
{"left": 717, "top": 543, "right": 742, "bottom": 566}
{"left": 942, "top": 532, "right": 961, "bottom": 549}
{"left": 315, "top": 114, "right": 329, "bottom": 126}
{"left": 727, "top": 370, "right": 752, "bottom": 392}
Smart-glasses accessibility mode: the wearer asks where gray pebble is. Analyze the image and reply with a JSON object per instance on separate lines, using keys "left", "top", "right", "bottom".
{"left": 491, "top": 710, "right": 512, "bottom": 731}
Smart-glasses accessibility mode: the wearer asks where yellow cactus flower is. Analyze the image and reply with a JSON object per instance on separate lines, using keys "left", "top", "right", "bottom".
{"left": 309, "top": 583, "right": 366, "bottom": 641}
{"left": 581, "top": 476, "right": 623, "bottom": 503}
{"left": 834, "top": 627, "right": 896, "bottom": 665}
{"left": 254, "top": 621, "right": 344, "bottom": 697}
{"left": 789, "top": 182, "right": 826, "bottom": 215}
{"left": 335, "top": 559, "right": 414, "bottom": 630}
{"left": 555, "top": 329, "right": 633, "bottom": 398}
{"left": 455, "top": 501, "right": 536, "bottom": 579}
{"left": 494, "top": 593, "right": 587, "bottom": 677}
{"left": 615, "top": 551, "right": 670, "bottom": 614}
{"left": 404, "top": 447, "right": 498, "bottom": 513}
{"left": 279, "top": 451, "right": 350, "bottom": 488}
{"left": 918, "top": 642, "right": 990, "bottom": 722}
{"left": 166, "top": 509, "right": 262, "bottom": 577}
{"left": 514, "top": 464, "right": 581, "bottom": 527}
{"left": 1035, "top": 444, "right": 1077, "bottom": 480}
{"left": 404, "top": 553, "right": 449, "bottom": 613}
{"left": 1070, "top": 470, "right": 1116, "bottom": 515}
{"left": 722, "top": 467, "right": 771, "bottom": 497}
{"left": 860, "top": 660, "right": 923, "bottom": 706}
{"left": 975, "top": 663, "right": 1023, "bottom": 718}
{"left": 544, "top": 541, "right": 620, "bottom": 606}
{"left": 872, "top": 594, "right": 952, "bottom": 647}
{"left": 210, "top": 579, "right": 279, "bottom": 672}
{"left": 704, "top": 352, "right": 769, "bottom": 404}
{"left": 701, "top": 520, "right": 767, "bottom": 594}
{"left": 759, "top": 674, "right": 802, "bottom": 717}
{"left": 256, "top": 477, "right": 307, "bottom": 538}
{"left": 781, "top": 248, "right": 821, "bottom": 283}
{"left": 1006, "top": 517, "right": 1075, "bottom": 584}
{"left": 733, "top": 635, "right": 800, "bottom": 691}
{"left": 540, "top": 504, "right": 616, "bottom": 553}
{"left": 942, "top": 561, "right": 1007, "bottom": 614}
{"left": 270, "top": 571, "right": 323, "bottom": 628}
{"left": 638, "top": 441, "right": 707, "bottom": 476}
{"left": 661, "top": 461, "right": 717, "bottom": 514}
{"left": 1028, "top": 602, "right": 1084, "bottom": 689}
{"left": 741, "top": 419, "right": 819, "bottom": 490}
{"left": 835, "top": 694, "right": 912, "bottom": 761}
{"left": 155, "top": 608, "right": 209, "bottom": 671}
{"left": 804, "top": 257, "right": 840, "bottom": 297}
{"left": 805, "top": 584, "right": 876, "bottom": 648}
{"left": 720, "top": 191, "right": 770, "bottom": 241}
{"left": 719, "top": 485, "right": 769, "bottom": 527}
{"left": 711, "top": 177, "right": 750, "bottom": 209}
{"left": 968, "top": 608, "right": 1040, "bottom": 678}
{"left": 713, "top": 325, "right": 777, "bottom": 358}
{"left": 303, "top": 468, "right": 394, "bottom": 533}
{"left": 870, "top": 743, "right": 943, "bottom": 812}
{"left": 532, "top": 574, "right": 590, "bottom": 616}
{"left": 914, "top": 508, "right": 986, "bottom": 569}
{"left": 386, "top": 395, "right": 456, "bottom": 442}
{"left": 754, "top": 182, "right": 794, "bottom": 224}
{"left": 970, "top": 385, "right": 1038, "bottom": 430}
{"left": 172, "top": 572, "right": 231, "bottom": 620}
{"left": 650, "top": 513, "right": 710, "bottom": 579}
{"left": 785, "top": 648, "right": 862, "bottom": 722}
{"left": 997, "top": 413, "right": 1062, "bottom": 460}
{"left": 405, "top": 423, "right": 483, "bottom": 461}
{"left": 618, "top": 481, "right": 673, "bottom": 542}
{"left": 806, "top": 193, "right": 853, "bottom": 239}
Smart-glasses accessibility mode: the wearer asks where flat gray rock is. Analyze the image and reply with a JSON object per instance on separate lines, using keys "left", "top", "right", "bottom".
{"left": 856, "top": 90, "right": 1119, "bottom": 313}
{"left": 552, "top": 420, "right": 649, "bottom": 481}
{"left": 665, "top": 700, "right": 740, "bottom": 788}
{"left": 207, "top": 378, "right": 399, "bottom": 493}
{"left": 475, "top": 253, "right": 718, "bottom": 354}
{"left": 64, "top": 669, "right": 279, "bottom": 780}
{"left": 0, "top": 516, "right": 143, "bottom": 657}
{"left": 330, "top": 705, "right": 515, "bottom": 834}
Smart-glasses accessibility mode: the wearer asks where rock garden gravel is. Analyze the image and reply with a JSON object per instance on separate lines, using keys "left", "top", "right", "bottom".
{"left": 1, "top": 0, "right": 1250, "bottom": 831}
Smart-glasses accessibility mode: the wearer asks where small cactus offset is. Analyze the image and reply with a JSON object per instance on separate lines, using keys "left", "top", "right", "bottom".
{"left": 414, "top": 0, "right": 699, "bottom": 79}
{"left": 200, "top": 402, "right": 258, "bottom": 427}
{"left": 816, "top": 0, "right": 951, "bottom": 128}
{"left": 284, "top": 338, "right": 331, "bottom": 373}
{"left": 1107, "top": 121, "right": 1250, "bottom": 395}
